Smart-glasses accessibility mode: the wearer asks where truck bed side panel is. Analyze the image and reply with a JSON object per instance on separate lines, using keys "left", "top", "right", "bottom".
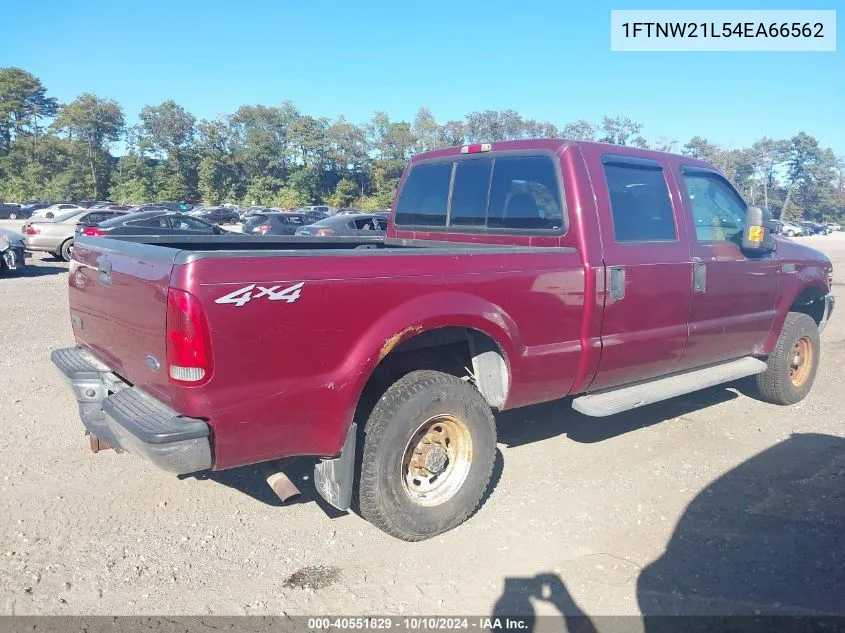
{"left": 170, "top": 248, "right": 586, "bottom": 469}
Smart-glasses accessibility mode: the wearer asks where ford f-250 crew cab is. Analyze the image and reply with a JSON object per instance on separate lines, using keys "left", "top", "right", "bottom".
{"left": 52, "top": 139, "right": 835, "bottom": 541}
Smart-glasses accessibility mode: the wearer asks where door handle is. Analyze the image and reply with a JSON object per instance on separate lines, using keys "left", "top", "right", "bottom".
{"left": 609, "top": 267, "right": 626, "bottom": 301}
{"left": 693, "top": 263, "right": 706, "bottom": 293}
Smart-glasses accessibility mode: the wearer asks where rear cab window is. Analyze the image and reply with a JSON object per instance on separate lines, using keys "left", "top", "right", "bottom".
{"left": 394, "top": 152, "right": 564, "bottom": 233}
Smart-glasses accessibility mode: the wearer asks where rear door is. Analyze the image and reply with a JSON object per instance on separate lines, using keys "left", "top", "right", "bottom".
{"left": 583, "top": 150, "right": 693, "bottom": 391}
{"left": 673, "top": 166, "right": 779, "bottom": 369}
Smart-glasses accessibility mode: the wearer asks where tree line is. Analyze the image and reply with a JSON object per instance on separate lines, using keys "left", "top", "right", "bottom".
{"left": 1, "top": 66, "right": 843, "bottom": 220}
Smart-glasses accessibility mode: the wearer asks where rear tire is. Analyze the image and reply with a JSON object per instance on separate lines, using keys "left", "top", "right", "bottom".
{"left": 358, "top": 370, "right": 496, "bottom": 541}
{"left": 8, "top": 212, "right": 17, "bottom": 220}
{"left": 59, "top": 238, "right": 74, "bottom": 262}
{"left": 756, "top": 312, "right": 820, "bottom": 405}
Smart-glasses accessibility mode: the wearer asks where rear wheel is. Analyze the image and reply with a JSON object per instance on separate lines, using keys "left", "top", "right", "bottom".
{"left": 756, "top": 312, "right": 820, "bottom": 405}
{"left": 59, "top": 238, "right": 74, "bottom": 262}
{"left": 8, "top": 212, "right": 17, "bottom": 220}
{"left": 358, "top": 370, "right": 496, "bottom": 541}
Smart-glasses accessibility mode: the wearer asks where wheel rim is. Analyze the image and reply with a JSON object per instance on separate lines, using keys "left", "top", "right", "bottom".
{"left": 401, "top": 414, "right": 473, "bottom": 507}
{"left": 789, "top": 336, "right": 813, "bottom": 388}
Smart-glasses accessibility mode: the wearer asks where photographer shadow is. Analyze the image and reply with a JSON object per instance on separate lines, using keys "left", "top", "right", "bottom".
{"left": 491, "top": 573, "right": 598, "bottom": 633}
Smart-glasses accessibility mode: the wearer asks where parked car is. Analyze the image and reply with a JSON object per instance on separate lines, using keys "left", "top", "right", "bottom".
{"left": 780, "top": 221, "right": 806, "bottom": 237}
{"left": 0, "top": 203, "right": 26, "bottom": 220}
{"left": 798, "top": 221, "right": 828, "bottom": 236}
{"left": 826, "top": 222, "right": 841, "bottom": 232}
{"left": 31, "top": 203, "right": 82, "bottom": 220}
{"left": 334, "top": 207, "right": 362, "bottom": 215}
{"left": 302, "top": 205, "right": 330, "bottom": 215}
{"left": 20, "top": 201, "right": 52, "bottom": 216}
{"left": 0, "top": 227, "right": 26, "bottom": 274}
{"left": 80, "top": 211, "right": 230, "bottom": 238}
{"left": 295, "top": 213, "right": 387, "bottom": 237}
{"left": 239, "top": 206, "right": 275, "bottom": 222}
{"left": 53, "top": 139, "right": 834, "bottom": 541}
{"left": 190, "top": 206, "right": 240, "bottom": 225}
{"left": 23, "top": 209, "right": 130, "bottom": 261}
{"left": 246, "top": 212, "right": 312, "bottom": 235}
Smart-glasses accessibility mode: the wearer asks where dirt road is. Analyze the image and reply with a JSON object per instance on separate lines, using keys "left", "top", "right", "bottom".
{"left": 1, "top": 223, "right": 843, "bottom": 618}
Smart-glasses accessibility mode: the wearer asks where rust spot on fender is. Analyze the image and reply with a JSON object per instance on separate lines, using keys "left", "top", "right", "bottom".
{"left": 379, "top": 325, "right": 423, "bottom": 361}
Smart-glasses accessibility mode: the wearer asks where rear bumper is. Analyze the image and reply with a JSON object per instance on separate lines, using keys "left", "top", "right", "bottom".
{"left": 819, "top": 293, "right": 835, "bottom": 333}
{"left": 24, "top": 235, "right": 64, "bottom": 252}
{"left": 50, "top": 346, "right": 212, "bottom": 474}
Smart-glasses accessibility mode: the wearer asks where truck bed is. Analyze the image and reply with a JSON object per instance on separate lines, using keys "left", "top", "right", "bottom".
{"left": 68, "top": 234, "right": 585, "bottom": 468}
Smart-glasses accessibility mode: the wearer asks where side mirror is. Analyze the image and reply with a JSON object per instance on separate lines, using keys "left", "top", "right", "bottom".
{"left": 742, "top": 205, "right": 776, "bottom": 254}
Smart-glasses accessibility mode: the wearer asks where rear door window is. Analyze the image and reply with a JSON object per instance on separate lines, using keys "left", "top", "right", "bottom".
{"left": 603, "top": 163, "right": 677, "bottom": 242}
{"left": 394, "top": 162, "right": 453, "bottom": 227}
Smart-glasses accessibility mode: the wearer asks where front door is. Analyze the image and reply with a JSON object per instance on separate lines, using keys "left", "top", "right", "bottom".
{"left": 583, "top": 150, "right": 693, "bottom": 391}
{"left": 673, "top": 166, "right": 779, "bottom": 370}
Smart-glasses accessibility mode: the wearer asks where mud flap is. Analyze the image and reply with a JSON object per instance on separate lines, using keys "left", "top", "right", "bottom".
{"left": 313, "top": 423, "right": 356, "bottom": 511}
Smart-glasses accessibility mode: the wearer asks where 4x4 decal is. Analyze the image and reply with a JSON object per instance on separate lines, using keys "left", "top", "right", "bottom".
{"left": 214, "top": 282, "right": 304, "bottom": 307}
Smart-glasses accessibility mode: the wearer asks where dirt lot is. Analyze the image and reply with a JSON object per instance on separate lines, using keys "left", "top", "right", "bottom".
{"left": 1, "top": 222, "right": 843, "bottom": 619}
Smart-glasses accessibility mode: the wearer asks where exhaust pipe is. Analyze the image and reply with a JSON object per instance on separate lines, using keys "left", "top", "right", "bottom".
{"left": 88, "top": 433, "right": 113, "bottom": 453}
{"left": 262, "top": 460, "right": 301, "bottom": 503}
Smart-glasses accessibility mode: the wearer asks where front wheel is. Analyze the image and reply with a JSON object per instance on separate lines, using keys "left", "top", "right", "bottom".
{"left": 358, "top": 370, "right": 497, "bottom": 541}
{"left": 756, "top": 312, "right": 820, "bottom": 405}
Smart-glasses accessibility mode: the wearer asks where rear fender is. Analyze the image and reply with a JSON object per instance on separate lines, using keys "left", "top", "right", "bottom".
{"left": 329, "top": 291, "right": 519, "bottom": 448}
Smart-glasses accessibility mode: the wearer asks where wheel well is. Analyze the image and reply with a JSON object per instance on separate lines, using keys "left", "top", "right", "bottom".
{"left": 790, "top": 286, "right": 827, "bottom": 325}
{"left": 355, "top": 327, "right": 509, "bottom": 424}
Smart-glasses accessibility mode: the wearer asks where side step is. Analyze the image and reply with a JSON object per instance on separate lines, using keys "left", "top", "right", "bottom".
{"left": 572, "top": 357, "right": 768, "bottom": 417}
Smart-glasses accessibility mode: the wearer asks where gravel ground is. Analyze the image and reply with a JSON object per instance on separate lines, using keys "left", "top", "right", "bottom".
{"left": 1, "top": 222, "right": 843, "bottom": 619}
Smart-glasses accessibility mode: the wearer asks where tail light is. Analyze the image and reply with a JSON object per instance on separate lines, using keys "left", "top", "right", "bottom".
{"left": 316, "top": 228, "right": 335, "bottom": 236}
{"left": 256, "top": 224, "right": 271, "bottom": 234}
{"left": 24, "top": 225, "right": 39, "bottom": 235}
{"left": 82, "top": 227, "right": 105, "bottom": 237}
{"left": 166, "top": 288, "right": 213, "bottom": 386}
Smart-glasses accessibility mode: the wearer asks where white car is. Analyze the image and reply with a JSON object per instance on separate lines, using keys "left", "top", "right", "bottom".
{"left": 826, "top": 222, "right": 841, "bottom": 232}
{"left": 31, "top": 203, "right": 82, "bottom": 220}
{"left": 780, "top": 221, "right": 806, "bottom": 237}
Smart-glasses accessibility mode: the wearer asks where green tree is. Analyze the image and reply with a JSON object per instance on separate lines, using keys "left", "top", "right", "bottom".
{"left": 326, "top": 178, "right": 358, "bottom": 208}
{"left": 139, "top": 100, "right": 197, "bottom": 198}
{"left": 0, "top": 67, "right": 58, "bottom": 152}
{"left": 110, "top": 153, "right": 157, "bottom": 203}
{"left": 53, "top": 93, "right": 124, "bottom": 198}
{"left": 562, "top": 120, "right": 597, "bottom": 141}
{"left": 600, "top": 116, "right": 644, "bottom": 146}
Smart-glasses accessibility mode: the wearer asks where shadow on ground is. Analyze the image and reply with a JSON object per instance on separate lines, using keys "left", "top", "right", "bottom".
{"left": 491, "top": 433, "right": 845, "bottom": 629}
{"left": 183, "top": 385, "right": 740, "bottom": 513}
{"left": 7, "top": 259, "right": 67, "bottom": 277}
{"left": 496, "top": 384, "right": 740, "bottom": 447}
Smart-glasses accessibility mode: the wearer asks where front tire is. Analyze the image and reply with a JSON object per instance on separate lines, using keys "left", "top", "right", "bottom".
{"left": 756, "top": 312, "right": 820, "bottom": 405}
{"left": 358, "top": 370, "right": 496, "bottom": 541}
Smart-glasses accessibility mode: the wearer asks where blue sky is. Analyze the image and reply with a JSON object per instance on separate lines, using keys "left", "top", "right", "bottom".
{"left": 1, "top": 0, "right": 841, "bottom": 153}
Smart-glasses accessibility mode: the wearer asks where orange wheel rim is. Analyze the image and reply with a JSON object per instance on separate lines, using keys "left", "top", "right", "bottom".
{"left": 789, "top": 336, "right": 813, "bottom": 388}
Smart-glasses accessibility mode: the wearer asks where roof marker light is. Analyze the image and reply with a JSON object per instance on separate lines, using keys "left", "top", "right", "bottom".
{"left": 460, "top": 143, "right": 492, "bottom": 154}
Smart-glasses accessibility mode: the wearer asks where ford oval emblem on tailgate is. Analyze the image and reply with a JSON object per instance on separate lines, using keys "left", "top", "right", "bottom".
{"left": 145, "top": 355, "right": 161, "bottom": 373}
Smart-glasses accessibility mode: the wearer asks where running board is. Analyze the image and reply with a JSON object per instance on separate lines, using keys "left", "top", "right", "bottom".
{"left": 572, "top": 357, "right": 768, "bottom": 417}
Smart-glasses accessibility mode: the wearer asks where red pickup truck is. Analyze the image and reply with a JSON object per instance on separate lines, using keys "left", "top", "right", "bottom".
{"left": 52, "top": 140, "right": 835, "bottom": 541}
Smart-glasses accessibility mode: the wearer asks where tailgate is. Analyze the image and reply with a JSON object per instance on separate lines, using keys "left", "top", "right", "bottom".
{"left": 68, "top": 236, "right": 178, "bottom": 405}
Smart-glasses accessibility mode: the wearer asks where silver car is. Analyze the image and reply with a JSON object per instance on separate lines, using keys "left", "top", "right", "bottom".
{"left": 22, "top": 208, "right": 128, "bottom": 261}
